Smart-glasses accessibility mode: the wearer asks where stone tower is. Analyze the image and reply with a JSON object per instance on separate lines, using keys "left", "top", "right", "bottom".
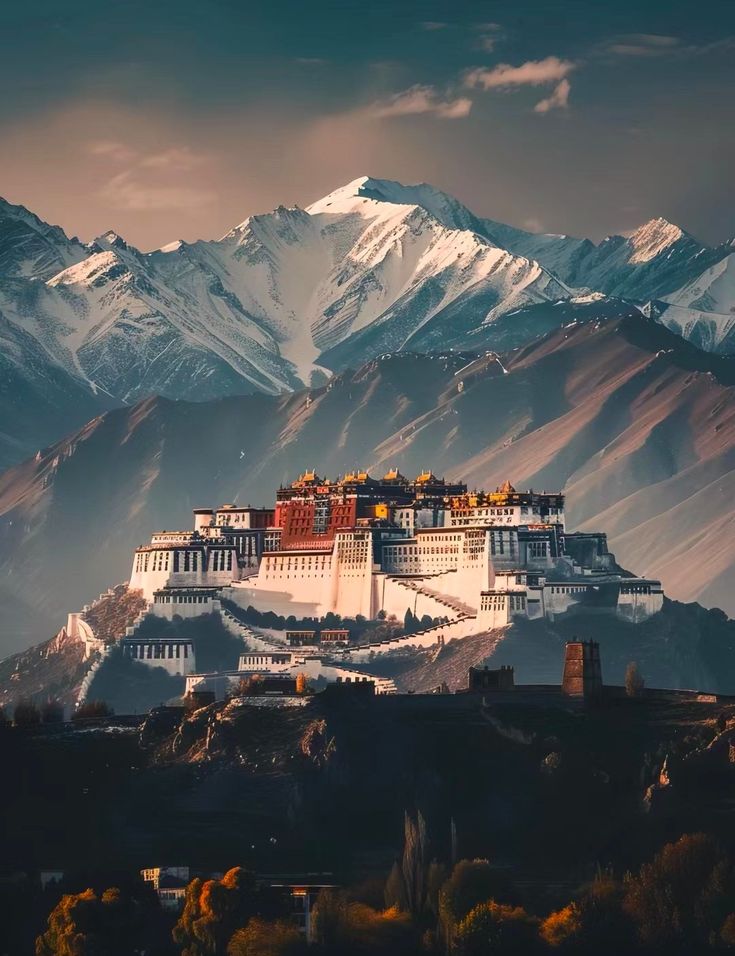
{"left": 562, "top": 640, "right": 603, "bottom": 698}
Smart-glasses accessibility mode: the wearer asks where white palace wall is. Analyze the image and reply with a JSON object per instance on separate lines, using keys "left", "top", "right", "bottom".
{"left": 130, "top": 546, "right": 239, "bottom": 601}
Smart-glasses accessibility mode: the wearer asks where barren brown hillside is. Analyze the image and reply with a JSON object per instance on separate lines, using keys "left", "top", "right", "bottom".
{"left": 1, "top": 313, "right": 734, "bottom": 654}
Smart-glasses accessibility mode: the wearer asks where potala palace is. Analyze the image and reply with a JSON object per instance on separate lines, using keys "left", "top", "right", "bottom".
{"left": 110, "top": 469, "right": 663, "bottom": 697}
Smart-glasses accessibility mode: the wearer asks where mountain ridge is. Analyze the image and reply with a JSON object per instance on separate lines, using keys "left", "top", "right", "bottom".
{"left": 0, "top": 175, "right": 732, "bottom": 472}
{"left": 2, "top": 311, "right": 735, "bottom": 656}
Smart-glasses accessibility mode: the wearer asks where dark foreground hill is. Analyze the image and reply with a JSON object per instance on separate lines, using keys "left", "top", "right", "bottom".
{"left": 1, "top": 312, "right": 735, "bottom": 654}
{"left": 4, "top": 687, "right": 735, "bottom": 895}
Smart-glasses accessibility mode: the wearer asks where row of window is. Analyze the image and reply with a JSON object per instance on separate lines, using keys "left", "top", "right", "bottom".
{"left": 126, "top": 643, "right": 190, "bottom": 659}
{"left": 240, "top": 655, "right": 290, "bottom": 665}
{"left": 134, "top": 549, "right": 237, "bottom": 574}
{"left": 154, "top": 594, "right": 211, "bottom": 604}
{"left": 481, "top": 594, "right": 527, "bottom": 611}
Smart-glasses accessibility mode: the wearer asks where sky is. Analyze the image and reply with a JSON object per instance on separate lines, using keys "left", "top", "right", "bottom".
{"left": 1, "top": 0, "right": 733, "bottom": 251}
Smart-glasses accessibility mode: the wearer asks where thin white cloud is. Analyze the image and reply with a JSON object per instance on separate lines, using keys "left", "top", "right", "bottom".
{"left": 598, "top": 33, "right": 735, "bottom": 58}
{"left": 464, "top": 56, "right": 576, "bottom": 89}
{"left": 607, "top": 34, "right": 680, "bottom": 56}
{"left": 420, "top": 21, "right": 448, "bottom": 31}
{"left": 140, "top": 147, "right": 207, "bottom": 171}
{"left": 87, "top": 140, "right": 138, "bottom": 163}
{"left": 89, "top": 142, "right": 213, "bottom": 211}
{"left": 534, "top": 78, "right": 571, "bottom": 113}
{"left": 367, "top": 85, "right": 472, "bottom": 120}
{"left": 475, "top": 21, "right": 504, "bottom": 53}
{"left": 99, "top": 170, "right": 216, "bottom": 211}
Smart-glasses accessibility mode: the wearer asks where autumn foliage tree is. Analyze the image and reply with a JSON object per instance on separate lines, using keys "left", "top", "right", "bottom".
{"left": 539, "top": 903, "right": 582, "bottom": 949}
{"left": 173, "top": 868, "right": 259, "bottom": 956}
{"left": 227, "top": 917, "right": 306, "bottom": 956}
{"left": 455, "top": 900, "right": 539, "bottom": 955}
{"left": 438, "top": 859, "right": 515, "bottom": 951}
{"left": 35, "top": 887, "right": 146, "bottom": 956}
{"left": 295, "top": 673, "right": 308, "bottom": 696}
{"left": 311, "top": 889, "right": 416, "bottom": 955}
{"left": 623, "top": 832, "right": 735, "bottom": 950}
{"left": 540, "top": 872, "right": 633, "bottom": 954}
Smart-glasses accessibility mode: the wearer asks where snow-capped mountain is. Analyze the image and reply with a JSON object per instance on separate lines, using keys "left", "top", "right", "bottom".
{"left": 0, "top": 198, "right": 88, "bottom": 279}
{"left": 483, "top": 214, "right": 729, "bottom": 300}
{"left": 0, "top": 176, "right": 580, "bottom": 468}
{"left": 654, "top": 252, "right": 735, "bottom": 352}
{"left": 0, "top": 174, "right": 731, "bottom": 469}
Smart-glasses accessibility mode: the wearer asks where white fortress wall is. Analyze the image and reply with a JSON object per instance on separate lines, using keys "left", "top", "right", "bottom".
{"left": 330, "top": 530, "right": 374, "bottom": 618}
{"left": 617, "top": 581, "right": 664, "bottom": 621}
{"left": 337, "top": 615, "right": 484, "bottom": 663}
{"left": 150, "top": 592, "right": 222, "bottom": 620}
{"left": 376, "top": 574, "right": 469, "bottom": 622}
{"left": 379, "top": 527, "right": 492, "bottom": 608}
{"left": 130, "top": 545, "right": 239, "bottom": 601}
{"left": 227, "top": 578, "right": 327, "bottom": 619}
{"left": 123, "top": 640, "right": 196, "bottom": 677}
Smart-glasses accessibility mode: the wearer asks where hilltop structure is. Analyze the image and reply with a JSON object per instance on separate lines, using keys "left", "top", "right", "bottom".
{"left": 562, "top": 640, "right": 604, "bottom": 699}
{"left": 119, "top": 470, "right": 663, "bottom": 693}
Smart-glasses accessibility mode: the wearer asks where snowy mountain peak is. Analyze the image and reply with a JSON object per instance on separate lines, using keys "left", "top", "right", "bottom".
{"left": 628, "top": 217, "right": 686, "bottom": 264}
{"left": 306, "top": 175, "right": 485, "bottom": 236}
{"left": 220, "top": 203, "right": 306, "bottom": 242}
{"left": 0, "top": 197, "right": 87, "bottom": 279}
{"left": 158, "top": 239, "right": 186, "bottom": 253}
{"left": 93, "top": 230, "right": 130, "bottom": 253}
{"left": 47, "top": 250, "right": 126, "bottom": 289}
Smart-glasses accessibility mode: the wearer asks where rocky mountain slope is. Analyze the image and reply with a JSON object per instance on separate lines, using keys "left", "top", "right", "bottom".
{"left": 0, "top": 177, "right": 576, "bottom": 468}
{"left": 2, "top": 176, "right": 731, "bottom": 470}
{"left": 486, "top": 215, "right": 731, "bottom": 302}
{"left": 653, "top": 252, "right": 735, "bottom": 353}
{"left": 1, "top": 311, "right": 734, "bottom": 655}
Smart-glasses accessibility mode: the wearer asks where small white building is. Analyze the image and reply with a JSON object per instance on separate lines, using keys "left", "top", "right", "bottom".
{"left": 122, "top": 638, "right": 196, "bottom": 676}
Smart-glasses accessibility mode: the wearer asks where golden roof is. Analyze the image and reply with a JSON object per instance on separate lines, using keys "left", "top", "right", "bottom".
{"left": 383, "top": 467, "right": 407, "bottom": 482}
{"left": 341, "top": 470, "right": 371, "bottom": 484}
{"left": 296, "top": 470, "right": 322, "bottom": 485}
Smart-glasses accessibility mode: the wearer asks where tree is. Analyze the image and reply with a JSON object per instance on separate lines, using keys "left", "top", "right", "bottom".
{"left": 384, "top": 861, "right": 408, "bottom": 912}
{"left": 624, "top": 662, "right": 644, "bottom": 697}
{"left": 438, "top": 860, "right": 515, "bottom": 950}
{"left": 173, "top": 868, "right": 258, "bottom": 956}
{"left": 539, "top": 903, "right": 582, "bottom": 948}
{"left": 227, "top": 918, "right": 306, "bottom": 956}
{"left": 237, "top": 675, "right": 264, "bottom": 697}
{"left": 402, "top": 811, "right": 428, "bottom": 915}
{"left": 311, "top": 891, "right": 415, "bottom": 955}
{"left": 624, "top": 833, "right": 735, "bottom": 949}
{"left": 559, "top": 872, "right": 633, "bottom": 955}
{"left": 295, "top": 673, "right": 308, "bottom": 696}
{"left": 721, "top": 912, "right": 735, "bottom": 947}
{"left": 455, "top": 901, "right": 538, "bottom": 956}
{"left": 14, "top": 699, "right": 41, "bottom": 727}
{"left": 36, "top": 887, "right": 147, "bottom": 956}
